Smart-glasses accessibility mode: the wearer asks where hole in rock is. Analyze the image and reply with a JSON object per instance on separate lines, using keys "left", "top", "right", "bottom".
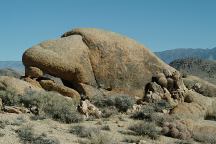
{"left": 61, "top": 79, "right": 86, "bottom": 95}
{"left": 205, "top": 113, "right": 216, "bottom": 121}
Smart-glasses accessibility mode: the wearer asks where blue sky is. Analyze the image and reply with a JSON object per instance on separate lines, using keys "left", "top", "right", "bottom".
{"left": 0, "top": 0, "right": 216, "bottom": 61}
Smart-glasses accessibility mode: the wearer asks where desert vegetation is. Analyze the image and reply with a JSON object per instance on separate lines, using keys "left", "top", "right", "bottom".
{"left": 17, "top": 125, "right": 60, "bottom": 144}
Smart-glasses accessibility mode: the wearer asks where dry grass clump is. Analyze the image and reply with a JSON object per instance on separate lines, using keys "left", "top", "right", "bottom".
{"left": 101, "top": 125, "right": 111, "bottom": 131}
{"left": 17, "top": 125, "right": 60, "bottom": 144}
{"left": 69, "top": 125, "right": 100, "bottom": 138}
{"left": 0, "top": 88, "right": 21, "bottom": 106}
{"left": 70, "top": 125, "right": 115, "bottom": 144}
{"left": 193, "top": 132, "right": 216, "bottom": 144}
{"left": 131, "top": 100, "right": 176, "bottom": 125}
{"left": 129, "top": 122, "right": 160, "bottom": 140}
{"left": 183, "top": 77, "right": 216, "bottom": 97}
{"left": 161, "top": 121, "right": 192, "bottom": 140}
{"left": 0, "top": 120, "right": 6, "bottom": 129}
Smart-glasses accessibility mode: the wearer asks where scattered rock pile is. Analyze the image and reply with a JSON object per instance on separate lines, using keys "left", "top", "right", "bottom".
{"left": 144, "top": 70, "right": 187, "bottom": 107}
{"left": 77, "top": 98, "right": 102, "bottom": 119}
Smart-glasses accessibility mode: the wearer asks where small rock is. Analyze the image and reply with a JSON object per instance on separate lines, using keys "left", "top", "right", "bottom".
{"left": 25, "top": 66, "right": 43, "bottom": 78}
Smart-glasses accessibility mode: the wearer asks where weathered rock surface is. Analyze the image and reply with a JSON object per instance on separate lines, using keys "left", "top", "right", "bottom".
{"left": 144, "top": 70, "right": 187, "bottom": 106}
{"left": 77, "top": 99, "right": 101, "bottom": 118}
{"left": 23, "top": 28, "right": 175, "bottom": 97}
{"left": 39, "top": 80, "right": 80, "bottom": 99}
{"left": 0, "top": 68, "right": 21, "bottom": 78}
{"left": 0, "top": 76, "right": 42, "bottom": 95}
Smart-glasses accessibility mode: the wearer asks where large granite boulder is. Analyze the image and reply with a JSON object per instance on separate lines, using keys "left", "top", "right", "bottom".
{"left": 23, "top": 28, "right": 176, "bottom": 97}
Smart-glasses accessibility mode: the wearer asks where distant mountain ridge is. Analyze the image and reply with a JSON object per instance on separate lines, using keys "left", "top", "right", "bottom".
{"left": 155, "top": 47, "right": 216, "bottom": 63}
{"left": 0, "top": 61, "right": 24, "bottom": 72}
{"left": 170, "top": 57, "right": 216, "bottom": 84}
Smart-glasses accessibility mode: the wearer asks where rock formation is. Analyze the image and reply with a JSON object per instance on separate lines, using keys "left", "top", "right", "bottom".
{"left": 0, "top": 76, "right": 42, "bottom": 95}
{"left": 22, "top": 28, "right": 176, "bottom": 98}
{"left": 144, "top": 70, "right": 187, "bottom": 107}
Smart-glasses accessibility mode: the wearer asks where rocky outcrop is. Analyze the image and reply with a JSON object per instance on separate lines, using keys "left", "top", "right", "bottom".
{"left": 0, "top": 68, "right": 21, "bottom": 78}
{"left": 0, "top": 76, "right": 42, "bottom": 95}
{"left": 144, "top": 70, "right": 187, "bottom": 107}
{"left": 22, "top": 28, "right": 175, "bottom": 98}
{"left": 39, "top": 80, "right": 80, "bottom": 99}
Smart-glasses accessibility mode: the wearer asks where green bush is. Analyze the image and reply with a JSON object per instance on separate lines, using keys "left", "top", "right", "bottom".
{"left": 131, "top": 100, "right": 175, "bottom": 124}
{"left": 17, "top": 125, "right": 34, "bottom": 142}
{"left": 92, "top": 95, "right": 135, "bottom": 113}
{"left": 114, "top": 95, "right": 135, "bottom": 112}
{"left": 129, "top": 122, "right": 160, "bottom": 140}
{"left": 101, "top": 106, "right": 118, "bottom": 118}
{"left": 131, "top": 104, "right": 155, "bottom": 120}
{"left": 0, "top": 88, "right": 21, "bottom": 106}
{"left": 0, "top": 88, "right": 83, "bottom": 123}
{"left": 21, "top": 91, "right": 83, "bottom": 123}
{"left": 101, "top": 125, "right": 111, "bottom": 131}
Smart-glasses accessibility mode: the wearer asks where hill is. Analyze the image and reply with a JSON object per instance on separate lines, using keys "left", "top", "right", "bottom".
{"left": 0, "top": 61, "right": 24, "bottom": 72}
{"left": 155, "top": 47, "right": 216, "bottom": 63}
{"left": 170, "top": 57, "right": 216, "bottom": 84}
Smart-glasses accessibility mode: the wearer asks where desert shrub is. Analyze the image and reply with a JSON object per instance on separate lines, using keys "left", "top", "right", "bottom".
{"left": 21, "top": 91, "right": 83, "bottom": 123}
{"left": 0, "top": 89, "right": 83, "bottom": 123}
{"left": 151, "top": 113, "right": 178, "bottom": 126}
{"left": 89, "top": 133, "right": 115, "bottom": 144}
{"left": 162, "top": 121, "right": 192, "bottom": 140}
{"left": 193, "top": 132, "right": 216, "bottom": 144}
{"left": 175, "top": 140, "right": 194, "bottom": 144}
{"left": 32, "top": 134, "right": 60, "bottom": 144}
{"left": 131, "top": 100, "right": 175, "bottom": 124}
{"left": 70, "top": 125, "right": 116, "bottom": 144}
{"left": 123, "top": 137, "right": 140, "bottom": 143}
{"left": 92, "top": 94, "right": 135, "bottom": 114}
{"left": 131, "top": 104, "right": 155, "bottom": 120}
{"left": 101, "top": 125, "right": 111, "bottom": 131}
{"left": 114, "top": 95, "right": 135, "bottom": 112}
{"left": 17, "top": 125, "right": 34, "bottom": 142}
{"left": 101, "top": 106, "right": 118, "bottom": 118}
{"left": 183, "top": 78, "right": 216, "bottom": 97}
{"left": 153, "top": 100, "right": 173, "bottom": 112}
{"left": 0, "top": 132, "right": 5, "bottom": 137}
{"left": 17, "top": 125, "right": 60, "bottom": 144}
{"left": 92, "top": 95, "right": 115, "bottom": 108}
{"left": 129, "top": 122, "right": 160, "bottom": 139}
{"left": 0, "top": 88, "right": 21, "bottom": 106}
{"left": 11, "top": 116, "right": 26, "bottom": 126}
{"left": 0, "top": 120, "right": 6, "bottom": 129}
{"left": 70, "top": 125, "right": 100, "bottom": 138}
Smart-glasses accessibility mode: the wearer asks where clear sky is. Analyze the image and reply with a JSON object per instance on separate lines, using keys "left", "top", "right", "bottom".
{"left": 1, "top": 0, "right": 216, "bottom": 61}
